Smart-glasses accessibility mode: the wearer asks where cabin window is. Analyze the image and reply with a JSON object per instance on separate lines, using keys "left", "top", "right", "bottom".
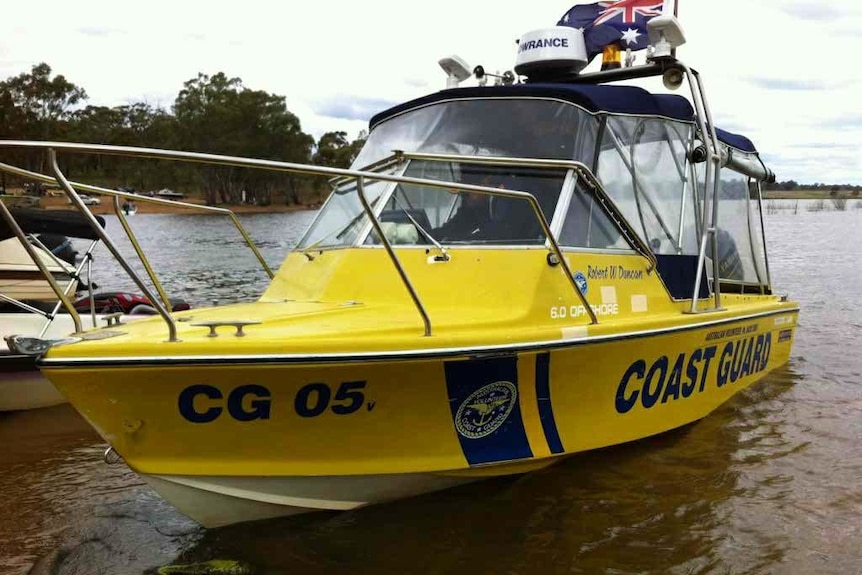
{"left": 366, "top": 161, "right": 567, "bottom": 246}
{"left": 297, "top": 176, "right": 392, "bottom": 249}
{"left": 354, "top": 99, "right": 598, "bottom": 169}
{"left": 748, "top": 179, "right": 770, "bottom": 288}
{"left": 596, "top": 116, "right": 699, "bottom": 256}
{"left": 711, "top": 168, "right": 765, "bottom": 285}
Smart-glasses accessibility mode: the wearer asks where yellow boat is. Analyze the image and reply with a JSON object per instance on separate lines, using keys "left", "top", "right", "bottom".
{"left": 2, "top": 18, "right": 797, "bottom": 527}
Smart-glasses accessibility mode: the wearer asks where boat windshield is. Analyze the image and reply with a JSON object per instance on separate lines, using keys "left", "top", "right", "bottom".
{"left": 365, "top": 160, "right": 567, "bottom": 247}
{"left": 354, "top": 99, "right": 599, "bottom": 169}
{"left": 297, "top": 172, "right": 393, "bottom": 250}
{"left": 298, "top": 98, "right": 599, "bottom": 250}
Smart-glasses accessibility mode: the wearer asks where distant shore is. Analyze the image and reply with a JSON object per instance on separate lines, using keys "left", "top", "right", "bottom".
{"left": 763, "top": 189, "right": 860, "bottom": 200}
{"left": 8, "top": 193, "right": 319, "bottom": 215}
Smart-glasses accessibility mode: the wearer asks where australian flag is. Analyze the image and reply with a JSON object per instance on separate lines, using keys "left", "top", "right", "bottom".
{"left": 558, "top": 0, "right": 665, "bottom": 59}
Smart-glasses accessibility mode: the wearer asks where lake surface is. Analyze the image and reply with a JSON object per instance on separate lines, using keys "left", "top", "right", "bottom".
{"left": 1, "top": 204, "right": 860, "bottom": 574}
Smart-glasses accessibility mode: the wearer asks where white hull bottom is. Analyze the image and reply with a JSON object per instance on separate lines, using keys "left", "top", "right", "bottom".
{"left": 142, "top": 472, "right": 477, "bottom": 528}
{"left": 0, "top": 365, "right": 65, "bottom": 411}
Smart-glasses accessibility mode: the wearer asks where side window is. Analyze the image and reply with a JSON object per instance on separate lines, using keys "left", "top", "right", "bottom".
{"left": 597, "top": 117, "right": 698, "bottom": 255}
{"left": 712, "top": 169, "right": 762, "bottom": 284}
{"left": 748, "top": 180, "right": 770, "bottom": 286}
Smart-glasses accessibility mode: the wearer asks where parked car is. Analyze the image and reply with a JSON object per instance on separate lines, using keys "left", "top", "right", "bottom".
{"left": 68, "top": 194, "right": 101, "bottom": 206}
{"left": 149, "top": 188, "right": 185, "bottom": 200}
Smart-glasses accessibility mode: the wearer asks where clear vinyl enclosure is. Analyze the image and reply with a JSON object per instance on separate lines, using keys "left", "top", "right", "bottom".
{"left": 298, "top": 97, "right": 771, "bottom": 292}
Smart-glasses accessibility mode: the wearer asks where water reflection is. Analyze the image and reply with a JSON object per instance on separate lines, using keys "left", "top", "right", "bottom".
{"left": 0, "top": 406, "right": 199, "bottom": 575}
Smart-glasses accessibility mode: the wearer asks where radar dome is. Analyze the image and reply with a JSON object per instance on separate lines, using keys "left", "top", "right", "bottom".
{"left": 515, "top": 27, "right": 588, "bottom": 77}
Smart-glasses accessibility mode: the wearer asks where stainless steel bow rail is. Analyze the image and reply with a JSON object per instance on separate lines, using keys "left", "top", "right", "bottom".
{"left": 0, "top": 151, "right": 277, "bottom": 342}
{"left": 0, "top": 140, "right": 609, "bottom": 341}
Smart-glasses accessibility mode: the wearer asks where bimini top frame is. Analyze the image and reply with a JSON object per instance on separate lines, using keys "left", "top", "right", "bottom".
{"left": 561, "top": 59, "right": 775, "bottom": 312}
{"left": 531, "top": 60, "right": 768, "bottom": 312}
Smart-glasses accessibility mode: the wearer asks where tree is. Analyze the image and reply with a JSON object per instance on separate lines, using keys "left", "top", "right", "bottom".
{"left": 173, "top": 73, "right": 313, "bottom": 205}
{"left": 313, "top": 130, "right": 367, "bottom": 169}
{"left": 0, "top": 63, "right": 87, "bottom": 172}
{"left": 310, "top": 130, "right": 368, "bottom": 196}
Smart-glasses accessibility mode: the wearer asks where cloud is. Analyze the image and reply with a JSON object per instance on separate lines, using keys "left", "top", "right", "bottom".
{"left": 404, "top": 78, "right": 430, "bottom": 89}
{"left": 816, "top": 115, "right": 862, "bottom": 131}
{"left": 312, "top": 96, "right": 400, "bottom": 122}
{"left": 76, "top": 26, "right": 121, "bottom": 37}
{"left": 780, "top": 2, "right": 846, "bottom": 21}
{"left": 787, "top": 142, "right": 854, "bottom": 150}
{"left": 744, "top": 78, "right": 828, "bottom": 91}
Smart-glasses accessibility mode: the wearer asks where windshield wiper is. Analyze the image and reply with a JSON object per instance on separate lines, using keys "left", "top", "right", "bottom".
{"left": 391, "top": 197, "right": 449, "bottom": 261}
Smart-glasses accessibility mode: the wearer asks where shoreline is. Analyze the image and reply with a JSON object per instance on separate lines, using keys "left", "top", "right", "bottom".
{"left": 12, "top": 194, "right": 320, "bottom": 215}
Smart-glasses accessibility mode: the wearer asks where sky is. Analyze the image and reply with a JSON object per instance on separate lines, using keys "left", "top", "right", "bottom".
{"left": 1, "top": 0, "right": 860, "bottom": 184}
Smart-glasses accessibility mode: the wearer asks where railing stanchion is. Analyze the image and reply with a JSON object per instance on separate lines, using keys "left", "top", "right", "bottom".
{"left": 113, "top": 194, "right": 174, "bottom": 312}
{"left": 48, "top": 149, "right": 180, "bottom": 342}
{"left": 355, "top": 175, "right": 433, "bottom": 336}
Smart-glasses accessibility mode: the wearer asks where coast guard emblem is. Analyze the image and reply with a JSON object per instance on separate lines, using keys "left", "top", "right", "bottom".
{"left": 574, "top": 271, "right": 588, "bottom": 295}
{"left": 454, "top": 381, "right": 517, "bottom": 439}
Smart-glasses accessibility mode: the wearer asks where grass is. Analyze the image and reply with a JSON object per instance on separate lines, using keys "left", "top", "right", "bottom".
{"left": 765, "top": 198, "right": 861, "bottom": 214}
{"left": 764, "top": 189, "right": 861, "bottom": 200}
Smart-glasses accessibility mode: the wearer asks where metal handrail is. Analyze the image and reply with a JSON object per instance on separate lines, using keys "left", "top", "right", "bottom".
{"left": 111, "top": 194, "right": 174, "bottom": 313}
{"left": 679, "top": 64, "right": 724, "bottom": 313}
{"left": 48, "top": 149, "right": 179, "bottom": 341}
{"left": 356, "top": 176, "right": 433, "bottom": 335}
{"left": 389, "top": 152, "right": 600, "bottom": 325}
{"left": 0, "top": 159, "right": 275, "bottom": 280}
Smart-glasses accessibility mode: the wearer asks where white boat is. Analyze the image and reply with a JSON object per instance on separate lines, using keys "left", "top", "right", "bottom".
{"left": 0, "top": 207, "right": 189, "bottom": 410}
{"left": 0, "top": 208, "right": 107, "bottom": 410}
{"left": 0, "top": 237, "right": 76, "bottom": 301}
{"left": 0, "top": 313, "right": 82, "bottom": 410}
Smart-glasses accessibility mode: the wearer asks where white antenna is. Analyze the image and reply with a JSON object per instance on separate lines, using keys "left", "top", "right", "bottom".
{"left": 438, "top": 56, "right": 472, "bottom": 89}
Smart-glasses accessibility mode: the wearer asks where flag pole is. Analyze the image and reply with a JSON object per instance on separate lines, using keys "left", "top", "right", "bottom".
{"left": 669, "top": 0, "right": 679, "bottom": 58}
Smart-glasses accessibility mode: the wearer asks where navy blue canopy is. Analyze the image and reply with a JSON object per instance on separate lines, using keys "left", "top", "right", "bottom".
{"left": 370, "top": 84, "right": 696, "bottom": 127}
{"left": 714, "top": 128, "right": 757, "bottom": 153}
{"left": 369, "top": 83, "right": 758, "bottom": 153}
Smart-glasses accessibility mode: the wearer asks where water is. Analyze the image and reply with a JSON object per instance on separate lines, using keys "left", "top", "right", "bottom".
{"left": 2, "top": 205, "right": 860, "bottom": 574}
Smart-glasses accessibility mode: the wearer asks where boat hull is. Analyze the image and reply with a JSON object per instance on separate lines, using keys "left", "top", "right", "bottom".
{"left": 0, "top": 353, "right": 65, "bottom": 411}
{"left": 0, "top": 313, "right": 117, "bottom": 411}
{"left": 42, "top": 308, "right": 797, "bottom": 526}
{"left": 141, "top": 470, "right": 484, "bottom": 527}
{"left": 0, "top": 313, "right": 81, "bottom": 411}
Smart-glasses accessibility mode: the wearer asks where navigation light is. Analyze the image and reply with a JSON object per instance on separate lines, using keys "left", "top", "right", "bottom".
{"left": 601, "top": 43, "right": 622, "bottom": 71}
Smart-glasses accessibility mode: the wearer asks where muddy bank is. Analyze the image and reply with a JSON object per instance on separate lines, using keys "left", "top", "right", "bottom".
{"left": 37, "top": 196, "right": 318, "bottom": 216}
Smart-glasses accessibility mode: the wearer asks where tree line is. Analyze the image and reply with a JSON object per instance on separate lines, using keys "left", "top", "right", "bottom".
{"left": 763, "top": 180, "right": 861, "bottom": 194}
{"left": 0, "top": 63, "right": 367, "bottom": 206}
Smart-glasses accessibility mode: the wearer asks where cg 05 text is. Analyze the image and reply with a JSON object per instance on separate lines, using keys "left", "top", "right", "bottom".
{"left": 178, "top": 381, "right": 373, "bottom": 423}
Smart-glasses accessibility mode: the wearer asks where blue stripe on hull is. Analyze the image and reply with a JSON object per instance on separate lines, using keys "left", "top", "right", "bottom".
{"left": 444, "top": 357, "right": 532, "bottom": 466}
{"left": 536, "top": 352, "right": 564, "bottom": 454}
